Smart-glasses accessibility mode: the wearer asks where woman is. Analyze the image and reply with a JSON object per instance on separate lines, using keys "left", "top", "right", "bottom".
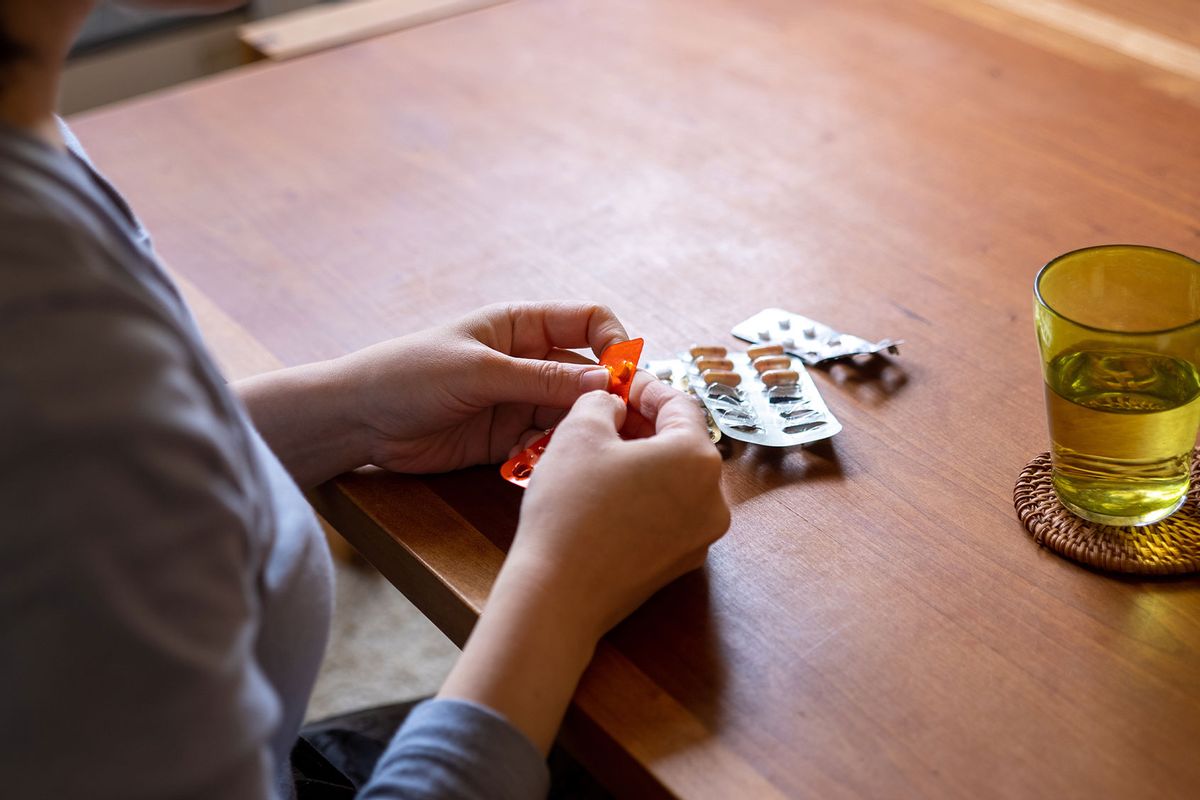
{"left": 0, "top": 1, "right": 731, "bottom": 798}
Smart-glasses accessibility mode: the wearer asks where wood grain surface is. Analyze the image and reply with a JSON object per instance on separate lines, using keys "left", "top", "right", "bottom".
{"left": 71, "top": 0, "right": 1200, "bottom": 797}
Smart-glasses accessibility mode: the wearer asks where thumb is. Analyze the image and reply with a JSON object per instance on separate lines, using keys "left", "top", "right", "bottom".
{"left": 487, "top": 355, "right": 611, "bottom": 408}
{"left": 554, "top": 390, "right": 627, "bottom": 440}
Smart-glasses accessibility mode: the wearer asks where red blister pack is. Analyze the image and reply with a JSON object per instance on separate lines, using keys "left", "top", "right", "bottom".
{"left": 500, "top": 338, "right": 644, "bottom": 487}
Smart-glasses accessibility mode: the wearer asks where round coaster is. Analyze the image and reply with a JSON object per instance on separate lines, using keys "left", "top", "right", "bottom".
{"left": 1014, "top": 451, "right": 1200, "bottom": 575}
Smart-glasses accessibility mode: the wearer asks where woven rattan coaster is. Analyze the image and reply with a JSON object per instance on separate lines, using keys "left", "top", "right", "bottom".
{"left": 1014, "top": 451, "right": 1200, "bottom": 575}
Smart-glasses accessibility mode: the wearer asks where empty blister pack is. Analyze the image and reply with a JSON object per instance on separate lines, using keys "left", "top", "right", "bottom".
{"left": 646, "top": 344, "right": 841, "bottom": 447}
{"left": 731, "top": 308, "right": 902, "bottom": 365}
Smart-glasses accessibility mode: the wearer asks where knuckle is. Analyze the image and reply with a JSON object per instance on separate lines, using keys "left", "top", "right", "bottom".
{"left": 588, "top": 303, "right": 626, "bottom": 343}
{"left": 478, "top": 301, "right": 507, "bottom": 315}
{"left": 698, "top": 440, "right": 723, "bottom": 465}
{"left": 711, "top": 501, "right": 732, "bottom": 539}
{"left": 532, "top": 359, "right": 563, "bottom": 396}
{"left": 464, "top": 302, "right": 508, "bottom": 330}
{"left": 685, "top": 547, "right": 710, "bottom": 574}
{"left": 479, "top": 350, "right": 511, "bottom": 381}
{"left": 654, "top": 443, "right": 722, "bottom": 498}
{"left": 690, "top": 443, "right": 724, "bottom": 481}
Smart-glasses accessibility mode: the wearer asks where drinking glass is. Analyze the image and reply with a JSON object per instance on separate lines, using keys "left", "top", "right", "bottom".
{"left": 1035, "top": 245, "right": 1200, "bottom": 526}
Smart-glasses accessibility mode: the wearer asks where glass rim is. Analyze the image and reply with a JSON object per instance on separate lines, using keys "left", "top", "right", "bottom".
{"left": 1034, "top": 244, "right": 1200, "bottom": 336}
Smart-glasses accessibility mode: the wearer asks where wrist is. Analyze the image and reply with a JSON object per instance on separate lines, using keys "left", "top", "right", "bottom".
{"left": 308, "top": 356, "right": 378, "bottom": 472}
{"left": 328, "top": 342, "right": 418, "bottom": 469}
{"left": 495, "top": 542, "right": 612, "bottom": 646}
{"left": 490, "top": 553, "right": 605, "bottom": 655}
{"left": 437, "top": 555, "right": 600, "bottom": 754}
{"left": 235, "top": 358, "right": 375, "bottom": 487}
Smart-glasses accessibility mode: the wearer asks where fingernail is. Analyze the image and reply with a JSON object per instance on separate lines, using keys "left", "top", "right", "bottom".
{"left": 580, "top": 367, "right": 611, "bottom": 393}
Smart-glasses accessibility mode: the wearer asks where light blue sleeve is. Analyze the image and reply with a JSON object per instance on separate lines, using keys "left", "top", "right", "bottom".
{"left": 360, "top": 699, "right": 551, "bottom": 800}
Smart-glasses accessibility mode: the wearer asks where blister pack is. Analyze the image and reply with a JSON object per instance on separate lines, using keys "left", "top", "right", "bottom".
{"left": 500, "top": 338, "right": 644, "bottom": 488}
{"left": 646, "top": 362, "right": 723, "bottom": 443}
{"left": 731, "top": 308, "right": 902, "bottom": 365}
{"left": 646, "top": 343, "right": 841, "bottom": 447}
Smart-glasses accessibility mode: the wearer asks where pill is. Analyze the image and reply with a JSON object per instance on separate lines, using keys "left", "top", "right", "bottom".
{"left": 701, "top": 369, "right": 742, "bottom": 387}
{"left": 609, "top": 360, "right": 635, "bottom": 383}
{"left": 778, "top": 318, "right": 791, "bottom": 330}
{"left": 782, "top": 337, "right": 796, "bottom": 348}
{"left": 803, "top": 326, "right": 817, "bottom": 338}
{"left": 827, "top": 337, "right": 842, "bottom": 347}
{"left": 747, "top": 344, "right": 785, "bottom": 360}
{"left": 689, "top": 345, "right": 727, "bottom": 359}
{"left": 753, "top": 356, "right": 792, "bottom": 373}
{"left": 757, "top": 329, "right": 772, "bottom": 340}
{"left": 695, "top": 357, "right": 734, "bottom": 372}
{"left": 654, "top": 367, "right": 674, "bottom": 380}
{"left": 761, "top": 369, "right": 800, "bottom": 387}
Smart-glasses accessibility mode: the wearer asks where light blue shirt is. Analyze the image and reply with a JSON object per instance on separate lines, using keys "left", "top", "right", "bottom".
{"left": 0, "top": 122, "right": 548, "bottom": 799}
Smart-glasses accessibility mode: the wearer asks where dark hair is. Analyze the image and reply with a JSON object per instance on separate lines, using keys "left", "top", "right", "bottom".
{"left": 0, "top": 20, "right": 28, "bottom": 75}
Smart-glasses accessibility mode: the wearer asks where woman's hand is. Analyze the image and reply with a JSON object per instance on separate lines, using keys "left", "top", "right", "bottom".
{"left": 236, "top": 301, "right": 631, "bottom": 488}
{"left": 507, "top": 373, "right": 730, "bottom": 639}
{"left": 241, "top": 298, "right": 731, "bottom": 753}
{"left": 340, "top": 301, "right": 630, "bottom": 474}
{"left": 438, "top": 372, "right": 730, "bottom": 752}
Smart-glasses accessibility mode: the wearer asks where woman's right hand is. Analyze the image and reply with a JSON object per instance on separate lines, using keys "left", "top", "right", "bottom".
{"left": 504, "top": 372, "right": 731, "bottom": 643}
{"left": 437, "top": 371, "right": 729, "bottom": 755}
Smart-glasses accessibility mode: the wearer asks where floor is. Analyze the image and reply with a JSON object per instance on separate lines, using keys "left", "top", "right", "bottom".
{"left": 307, "top": 558, "right": 459, "bottom": 722}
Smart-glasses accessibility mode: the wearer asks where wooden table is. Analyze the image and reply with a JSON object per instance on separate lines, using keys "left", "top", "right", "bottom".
{"left": 72, "top": 0, "right": 1200, "bottom": 796}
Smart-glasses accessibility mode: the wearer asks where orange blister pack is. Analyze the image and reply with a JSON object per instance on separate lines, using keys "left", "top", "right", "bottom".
{"left": 500, "top": 338, "right": 644, "bottom": 488}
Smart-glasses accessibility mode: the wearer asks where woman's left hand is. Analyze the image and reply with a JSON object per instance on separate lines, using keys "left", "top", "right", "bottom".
{"left": 337, "top": 301, "right": 630, "bottom": 474}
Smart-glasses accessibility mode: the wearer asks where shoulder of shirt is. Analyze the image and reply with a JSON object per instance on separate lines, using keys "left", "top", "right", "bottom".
{"left": 0, "top": 162, "right": 212, "bottom": 420}
{"left": 0, "top": 167, "right": 181, "bottom": 357}
{"left": 0, "top": 195, "right": 258, "bottom": 546}
{"left": 0, "top": 140, "right": 253, "bottom": 486}
{"left": 0, "top": 165, "right": 129, "bottom": 290}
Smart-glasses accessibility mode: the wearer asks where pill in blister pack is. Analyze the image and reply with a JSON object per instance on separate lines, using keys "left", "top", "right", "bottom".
{"left": 649, "top": 354, "right": 724, "bottom": 443}
{"left": 501, "top": 338, "right": 644, "bottom": 487}
{"left": 731, "top": 308, "right": 902, "bottom": 365}
{"left": 645, "top": 347, "right": 841, "bottom": 447}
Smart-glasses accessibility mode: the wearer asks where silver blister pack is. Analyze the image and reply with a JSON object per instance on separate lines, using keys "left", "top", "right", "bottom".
{"left": 731, "top": 307, "right": 902, "bottom": 365}
{"left": 645, "top": 351, "right": 841, "bottom": 447}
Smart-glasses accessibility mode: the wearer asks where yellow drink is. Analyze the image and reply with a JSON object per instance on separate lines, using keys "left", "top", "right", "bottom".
{"left": 1035, "top": 245, "right": 1200, "bottom": 526}
{"left": 1044, "top": 348, "right": 1200, "bottom": 525}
